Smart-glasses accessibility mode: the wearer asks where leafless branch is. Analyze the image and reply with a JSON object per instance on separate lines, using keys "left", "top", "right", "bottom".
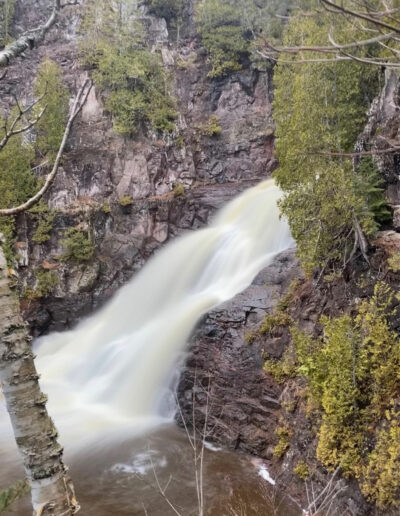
{"left": 0, "top": 0, "right": 79, "bottom": 67}
{"left": 320, "top": 0, "right": 400, "bottom": 33}
{"left": 0, "top": 91, "right": 47, "bottom": 151}
{"left": 0, "top": 79, "right": 92, "bottom": 216}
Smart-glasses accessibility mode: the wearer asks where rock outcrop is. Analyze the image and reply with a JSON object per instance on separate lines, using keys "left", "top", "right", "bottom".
{"left": 1, "top": 0, "right": 275, "bottom": 333}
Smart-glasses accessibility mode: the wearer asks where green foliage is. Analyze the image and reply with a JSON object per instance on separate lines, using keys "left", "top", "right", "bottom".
{"left": 244, "top": 329, "right": 257, "bottom": 344}
{"left": 32, "top": 211, "right": 55, "bottom": 244}
{"left": 101, "top": 201, "right": 111, "bottom": 214}
{"left": 195, "top": 0, "right": 249, "bottom": 77}
{"left": 173, "top": 183, "right": 185, "bottom": 197}
{"left": 195, "top": 0, "right": 293, "bottom": 77}
{"left": 293, "top": 460, "right": 310, "bottom": 480}
{"left": 198, "top": 115, "right": 222, "bottom": 137}
{"left": 293, "top": 283, "right": 400, "bottom": 507}
{"left": 146, "top": 0, "right": 183, "bottom": 24}
{"left": 273, "top": 423, "right": 292, "bottom": 458}
{"left": 34, "top": 58, "right": 69, "bottom": 159}
{"left": 264, "top": 348, "right": 296, "bottom": 384}
{"left": 362, "top": 410, "right": 400, "bottom": 508}
{"left": 0, "top": 0, "right": 15, "bottom": 46}
{"left": 273, "top": 10, "right": 382, "bottom": 273}
{"left": 61, "top": 227, "right": 94, "bottom": 262}
{"left": 118, "top": 195, "right": 133, "bottom": 207}
{"left": 80, "top": 0, "right": 177, "bottom": 135}
{"left": 388, "top": 252, "right": 400, "bottom": 272}
{"left": 259, "top": 311, "right": 291, "bottom": 335}
{"left": 25, "top": 269, "right": 59, "bottom": 300}
{"left": 276, "top": 278, "right": 302, "bottom": 312}
{"left": 0, "top": 125, "right": 35, "bottom": 263}
{"left": 0, "top": 480, "right": 30, "bottom": 513}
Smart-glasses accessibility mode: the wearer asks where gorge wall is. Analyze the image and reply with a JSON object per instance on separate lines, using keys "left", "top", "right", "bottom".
{"left": 177, "top": 69, "right": 400, "bottom": 515}
{"left": 3, "top": 2, "right": 400, "bottom": 515}
{"left": 1, "top": 0, "right": 275, "bottom": 334}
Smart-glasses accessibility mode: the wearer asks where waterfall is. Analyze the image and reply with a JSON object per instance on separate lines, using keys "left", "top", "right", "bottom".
{"left": 1, "top": 179, "right": 293, "bottom": 449}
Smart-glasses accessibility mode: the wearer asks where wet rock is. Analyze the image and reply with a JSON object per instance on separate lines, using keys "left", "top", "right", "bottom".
{"left": 176, "top": 249, "right": 301, "bottom": 458}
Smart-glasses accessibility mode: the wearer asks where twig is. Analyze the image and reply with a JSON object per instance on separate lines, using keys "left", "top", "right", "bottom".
{"left": 0, "top": 79, "right": 92, "bottom": 216}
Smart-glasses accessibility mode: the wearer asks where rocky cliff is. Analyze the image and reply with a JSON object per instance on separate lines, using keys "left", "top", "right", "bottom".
{"left": 177, "top": 71, "right": 400, "bottom": 515}
{"left": 2, "top": 0, "right": 275, "bottom": 334}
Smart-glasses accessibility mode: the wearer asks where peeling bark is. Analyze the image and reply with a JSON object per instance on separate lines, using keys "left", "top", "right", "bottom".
{"left": 0, "top": 243, "right": 79, "bottom": 515}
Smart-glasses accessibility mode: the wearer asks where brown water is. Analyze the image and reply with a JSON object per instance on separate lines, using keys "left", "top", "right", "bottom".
{"left": 1, "top": 424, "right": 300, "bottom": 516}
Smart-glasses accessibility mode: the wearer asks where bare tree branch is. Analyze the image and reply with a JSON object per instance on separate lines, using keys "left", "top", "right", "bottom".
{"left": 0, "top": 92, "right": 47, "bottom": 151}
{"left": 320, "top": 0, "right": 400, "bottom": 34}
{"left": 0, "top": 0, "right": 79, "bottom": 67}
{"left": 0, "top": 79, "right": 92, "bottom": 216}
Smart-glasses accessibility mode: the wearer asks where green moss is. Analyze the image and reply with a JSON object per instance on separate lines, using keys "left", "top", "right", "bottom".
{"left": 264, "top": 348, "right": 296, "bottom": 384}
{"left": 61, "top": 227, "right": 94, "bottom": 262}
{"left": 244, "top": 330, "right": 257, "bottom": 344}
{"left": 276, "top": 278, "right": 302, "bottom": 312}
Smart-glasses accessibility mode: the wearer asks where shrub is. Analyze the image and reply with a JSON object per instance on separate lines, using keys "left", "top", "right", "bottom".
{"left": 195, "top": 0, "right": 249, "bottom": 78}
{"left": 32, "top": 211, "right": 55, "bottom": 244}
{"left": 61, "top": 227, "right": 94, "bottom": 262}
{"left": 25, "top": 269, "right": 59, "bottom": 300}
{"left": 0, "top": 0, "right": 16, "bottom": 46}
{"left": 259, "top": 311, "right": 291, "bottom": 335}
{"left": 34, "top": 58, "right": 69, "bottom": 160}
{"left": 293, "top": 283, "right": 400, "bottom": 507}
{"left": 293, "top": 460, "right": 310, "bottom": 480}
{"left": 273, "top": 424, "right": 292, "bottom": 458}
{"left": 80, "top": 0, "right": 177, "bottom": 135}
{"left": 173, "top": 183, "right": 185, "bottom": 197}
{"left": 198, "top": 115, "right": 222, "bottom": 137}
{"left": 0, "top": 124, "right": 35, "bottom": 264}
{"left": 388, "top": 252, "right": 400, "bottom": 272}
{"left": 118, "top": 195, "right": 133, "bottom": 207}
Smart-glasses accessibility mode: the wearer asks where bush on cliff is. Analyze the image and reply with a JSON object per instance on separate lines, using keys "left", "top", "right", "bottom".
{"left": 80, "top": 0, "right": 177, "bottom": 135}
{"left": 292, "top": 282, "right": 400, "bottom": 508}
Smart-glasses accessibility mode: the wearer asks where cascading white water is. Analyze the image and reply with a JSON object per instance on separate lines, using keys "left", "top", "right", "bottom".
{"left": 1, "top": 179, "right": 293, "bottom": 450}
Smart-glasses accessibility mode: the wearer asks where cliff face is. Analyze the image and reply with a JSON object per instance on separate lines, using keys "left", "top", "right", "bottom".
{"left": 177, "top": 72, "right": 400, "bottom": 516}
{"left": 1, "top": 0, "right": 275, "bottom": 333}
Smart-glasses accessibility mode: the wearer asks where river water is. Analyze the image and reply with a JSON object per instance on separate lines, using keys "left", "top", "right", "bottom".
{"left": 0, "top": 180, "right": 298, "bottom": 515}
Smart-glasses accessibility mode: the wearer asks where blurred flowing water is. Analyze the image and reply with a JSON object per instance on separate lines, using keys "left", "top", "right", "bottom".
{"left": 0, "top": 179, "right": 298, "bottom": 515}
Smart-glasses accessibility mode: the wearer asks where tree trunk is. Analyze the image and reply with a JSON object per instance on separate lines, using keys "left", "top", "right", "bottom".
{"left": 0, "top": 243, "right": 79, "bottom": 515}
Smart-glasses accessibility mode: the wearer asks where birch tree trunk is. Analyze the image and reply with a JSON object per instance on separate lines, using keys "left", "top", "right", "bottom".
{"left": 0, "top": 243, "right": 78, "bottom": 516}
